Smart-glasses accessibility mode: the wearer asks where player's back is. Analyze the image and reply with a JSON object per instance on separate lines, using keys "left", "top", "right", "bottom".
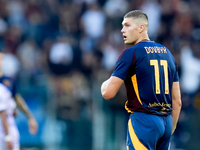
{"left": 122, "top": 41, "right": 179, "bottom": 115}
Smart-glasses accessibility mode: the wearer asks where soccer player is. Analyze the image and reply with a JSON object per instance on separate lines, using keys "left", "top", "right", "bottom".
{"left": 0, "top": 53, "right": 38, "bottom": 150}
{"left": 101, "top": 10, "right": 182, "bottom": 150}
{"left": 0, "top": 82, "right": 18, "bottom": 150}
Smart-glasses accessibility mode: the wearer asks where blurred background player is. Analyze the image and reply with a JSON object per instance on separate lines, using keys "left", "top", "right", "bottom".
{"left": 0, "top": 81, "right": 18, "bottom": 150}
{"left": 0, "top": 52, "right": 38, "bottom": 150}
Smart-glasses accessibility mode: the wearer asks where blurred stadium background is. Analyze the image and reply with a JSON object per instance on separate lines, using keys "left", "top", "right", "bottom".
{"left": 0, "top": 0, "right": 200, "bottom": 150}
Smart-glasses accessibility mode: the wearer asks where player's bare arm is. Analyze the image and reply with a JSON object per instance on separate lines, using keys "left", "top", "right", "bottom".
{"left": 171, "top": 81, "right": 182, "bottom": 134}
{"left": 101, "top": 76, "right": 124, "bottom": 100}
{"left": 0, "top": 110, "right": 13, "bottom": 150}
{"left": 14, "top": 93, "right": 38, "bottom": 134}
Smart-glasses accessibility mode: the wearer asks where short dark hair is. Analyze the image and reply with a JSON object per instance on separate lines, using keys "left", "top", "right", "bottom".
{"left": 124, "top": 10, "right": 148, "bottom": 29}
{"left": 124, "top": 10, "right": 148, "bottom": 21}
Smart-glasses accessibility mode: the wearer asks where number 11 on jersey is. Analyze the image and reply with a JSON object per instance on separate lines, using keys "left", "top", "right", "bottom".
{"left": 150, "top": 60, "right": 169, "bottom": 94}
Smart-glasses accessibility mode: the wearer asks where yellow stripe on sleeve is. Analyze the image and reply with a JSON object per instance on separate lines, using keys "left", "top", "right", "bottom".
{"left": 128, "top": 119, "right": 148, "bottom": 150}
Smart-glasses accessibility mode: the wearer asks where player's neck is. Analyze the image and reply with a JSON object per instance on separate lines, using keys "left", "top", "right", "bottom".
{"left": 136, "top": 33, "right": 150, "bottom": 45}
{"left": 129, "top": 32, "right": 150, "bottom": 46}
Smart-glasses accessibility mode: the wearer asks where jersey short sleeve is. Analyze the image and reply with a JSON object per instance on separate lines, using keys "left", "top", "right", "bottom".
{"left": 112, "top": 49, "right": 134, "bottom": 81}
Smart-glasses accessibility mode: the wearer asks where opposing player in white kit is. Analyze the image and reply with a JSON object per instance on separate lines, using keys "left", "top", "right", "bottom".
{"left": 0, "top": 53, "right": 38, "bottom": 150}
{"left": 0, "top": 83, "right": 19, "bottom": 150}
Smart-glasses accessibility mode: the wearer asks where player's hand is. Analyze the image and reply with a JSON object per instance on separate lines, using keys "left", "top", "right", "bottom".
{"left": 6, "top": 141, "right": 13, "bottom": 150}
{"left": 28, "top": 118, "right": 38, "bottom": 135}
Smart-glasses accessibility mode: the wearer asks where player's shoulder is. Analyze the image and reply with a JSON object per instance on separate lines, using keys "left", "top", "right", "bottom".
{"left": 0, "top": 83, "right": 8, "bottom": 92}
{"left": 117, "top": 47, "right": 136, "bottom": 61}
{"left": 0, "top": 83, "right": 12, "bottom": 100}
{"left": 117, "top": 42, "right": 154, "bottom": 61}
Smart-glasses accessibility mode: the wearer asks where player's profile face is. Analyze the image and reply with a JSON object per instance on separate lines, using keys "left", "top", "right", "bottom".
{"left": 121, "top": 17, "right": 140, "bottom": 45}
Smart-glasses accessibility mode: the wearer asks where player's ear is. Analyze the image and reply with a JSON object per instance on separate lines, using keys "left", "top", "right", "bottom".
{"left": 139, "top": 24, "right": 145, "bottom": 33}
